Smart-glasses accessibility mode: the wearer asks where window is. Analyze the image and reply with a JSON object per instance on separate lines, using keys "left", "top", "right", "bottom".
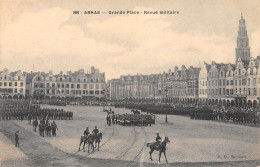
{"left": 219, "top": 80, "right": 221, "bottom": 86}
{"left": 226, "top": 89, "right": 229, "bottom": 95}
{"left": 71, "top": 84, "right": 74, "bottom": 88}
{"left": 228, "top": 71, "right": 231, "bottom": 77}
{"left": 15, "top": 82, "right": 17, "bottom": 86}
{"left": 227, "top": 80, "right": 229, "bottom": 85}
{"left": 89, "top": 84, "right": 93, "bottom": 89}
{"left": 248, "top": 88, "right": 250, "bottom": 95}
{"left": 230, "top": 89, "right": 233, "bottom": 95}
{"left": 239, "top": 80, "right": 241, "bottom": 86}
{"left": 20, "top": 82, "right": 23, "bottom": 87}
{"left": 62, "top": 84, "right": 64, "bottom": 88}
{"left": 66, "top": 90, "right": 69, "bottom": 94}
{"left": 18, "top": 76, "right": 21, "bottom": 80}
{"left": 52, "top": 83, "right": 55, "bottom": 87}
{"left": 223, "top": 88, "right": 225, "bottom": 95}
{"left": 20, "top": 88, "right": 23, "bottom": 93}
{"left": 46, "top": 83, "right": 50, "bottom": 87}
{"left": 96, "top": 84, "right": 99, "bottom": 89}
{"left": 0, "top": 82, "right": 1, "bottom": 86}
{"left": 78, "top": 79, "right": 80, "bottom": 82}
{"left": 239, "top": 69, "right": 241, "bottom": 75}
{"left": 66, "top": 84, "right": 69, "bottom": 88}
{"left": 14, "top": 88, "right": 17, "bottom": 93}
{"left": 254, "top": 88, "right": 256, "bottom": 95}
{"left": 57, "top": 83, "right": 60, "bottom": 88}
{"left": 77, "top": 84, "right": 80, "bottom": 89}
{"left": 235, "top": 80, "right": 237, "bottom": 86}
{"left": 9, "top": 82, "right": 12, "bottom": 86}
{"left": 47, "top": 89, "right": 50, "bottom": 94}
{"left": 242, "top": 79, "right": 246, "bottom": 85}
{"left": 60, "top": 78, "right": 62, "bottom": 81}
{"left": 96, "top": 78, "right": 99, "bottom": 82}
{"left": 231, "top": 80, "right": 234, "bottom": 85}
{"left": 253, "top": 78, "right": 256, "bottom": 85}
{"left": 248, "top": 78, "right": 250, "bottom": 86}
{"left": 84, "top": 84, "right": 87, "bottom": 89}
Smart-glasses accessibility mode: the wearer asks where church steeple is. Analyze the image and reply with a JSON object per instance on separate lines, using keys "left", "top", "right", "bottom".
{"left": 236, "top": 13, "right": 250, "bottom": 64}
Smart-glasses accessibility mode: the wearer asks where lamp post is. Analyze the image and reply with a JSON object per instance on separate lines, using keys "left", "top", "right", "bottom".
{"left": 165, "top": 87, "right": 168, "bottom": 123}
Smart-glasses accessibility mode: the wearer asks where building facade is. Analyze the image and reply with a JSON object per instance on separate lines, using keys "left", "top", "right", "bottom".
{"left": 30, "top": 66, "right": 106, "bottom": 100}
{"left": 0, "top": 68, "right": 26, "bottom": 99}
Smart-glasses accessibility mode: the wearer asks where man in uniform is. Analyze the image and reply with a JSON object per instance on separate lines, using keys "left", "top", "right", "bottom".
{"left": 92, "top": 126, "right": 99, "bottom": 138}
{"left": 84, "top": 127, "right": 90, "bottom": 137}
{"left": 155, "top": 133, "right": 162, "bottom": 149}
{"left": 15, "top": 131, "right": 19, "bottom": 147}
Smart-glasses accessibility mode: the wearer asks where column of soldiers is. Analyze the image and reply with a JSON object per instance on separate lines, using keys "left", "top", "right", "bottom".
{"left": 190, "top": 105, "right": 260, "bottom": 125}
{"left": 0, "top": 99, "right": 73, "bottom": 121}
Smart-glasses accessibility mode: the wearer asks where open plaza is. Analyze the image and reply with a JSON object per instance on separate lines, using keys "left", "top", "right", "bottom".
{"left": 0, "top": 105, "right": 259, "bottom": 167}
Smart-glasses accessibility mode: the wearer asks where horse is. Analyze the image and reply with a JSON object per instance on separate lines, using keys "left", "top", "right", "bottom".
{"left": 87, "top": 134, "right": 95, "bottom": 153}
{"left": 147, "top": 137, "right": 170, "bottom": 163}
{"left": 79, "top": 135, "right": 88, "bottom": 152}
{"left": 94, "top": 132, "right": 102, "bottom": 151}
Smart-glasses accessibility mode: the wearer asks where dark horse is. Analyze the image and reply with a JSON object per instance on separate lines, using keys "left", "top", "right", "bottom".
{"left": 87, "top": 134, "right": 95, "bottom": 153}
{"left": 79, "top": 136, "right": 88, "bottom": 152}
{"left": 94, "top": 132, "right": 102, "bottom": 151}
{"left": 147, "top": 137, "right": 170, "bottom": 163}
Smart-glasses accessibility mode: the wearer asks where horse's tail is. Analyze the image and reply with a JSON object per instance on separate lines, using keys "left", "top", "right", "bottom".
{"left": 146, "top": 143, "right": 151, "bottom": 147}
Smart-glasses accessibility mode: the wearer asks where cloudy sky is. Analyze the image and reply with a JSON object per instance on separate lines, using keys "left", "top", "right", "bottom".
{"left": 0, "top": 0, "right": 260, "bottom": 80}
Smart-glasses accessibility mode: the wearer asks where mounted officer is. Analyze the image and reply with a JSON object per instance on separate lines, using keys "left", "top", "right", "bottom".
{"left": 92, "top": 126, "right": 99, "bottom": 138}
{"left": 155, "top": 133, "right": 162, "bottom": 149}
{"left": 84, "top": 127, "right": 90, "bottom": 137}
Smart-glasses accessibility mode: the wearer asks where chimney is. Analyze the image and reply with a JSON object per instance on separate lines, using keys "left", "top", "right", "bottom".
{"left": 60, "top": 71, "right": 63, "bottom": 75}
{"left": 49, "top": 70, "right": 53, "bottom": 75}
{"left": 67, "top": 71, "right": 72, "bottom": 75}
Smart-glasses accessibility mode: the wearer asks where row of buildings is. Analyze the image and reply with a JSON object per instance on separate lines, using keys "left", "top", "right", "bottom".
{"left": 0, "top": 66, "right": 106, "bottom": 100}
{"left": 108, "top": 14, "right": 260, "bottom": 108}
{"left": 1, "top": 14, "right": 259, "bottom": 107}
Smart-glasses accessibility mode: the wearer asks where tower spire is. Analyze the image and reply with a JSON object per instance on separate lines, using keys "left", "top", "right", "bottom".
{"left": 235, "top": 13, "right": 250, "bottom": 64}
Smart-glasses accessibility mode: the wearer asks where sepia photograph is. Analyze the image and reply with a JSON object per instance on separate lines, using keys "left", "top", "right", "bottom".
{"left": 0, "top": 0, "right": 259, "bottom": 166}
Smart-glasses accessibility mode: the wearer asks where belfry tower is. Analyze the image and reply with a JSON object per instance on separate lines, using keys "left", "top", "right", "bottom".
{"left": 235, "top": 13, "right": 250, "bottom": 64}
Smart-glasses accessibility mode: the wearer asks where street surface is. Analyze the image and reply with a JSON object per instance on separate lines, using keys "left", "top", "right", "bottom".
{"left": 0, "top": 105, "right": 259, "bottom": 167}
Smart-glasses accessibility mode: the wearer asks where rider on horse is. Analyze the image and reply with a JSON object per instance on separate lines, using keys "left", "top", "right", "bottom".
{"left": 155, "top": 133, "right": 162, "bottom": 148}
{"left": 92, "top": 126, "right": 99, "bottom": 138}
{"left": 84, "top": 127, "right": 90, "bottom": 137}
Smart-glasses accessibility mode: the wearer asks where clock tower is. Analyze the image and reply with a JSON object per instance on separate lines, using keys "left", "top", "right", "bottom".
{"left": 235, "top": 13, "right": 250, "bottom": 64}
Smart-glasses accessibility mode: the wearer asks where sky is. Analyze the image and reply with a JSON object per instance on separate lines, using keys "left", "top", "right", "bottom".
{"left": 0, "top": 0, "right": 260, "bottom": 80}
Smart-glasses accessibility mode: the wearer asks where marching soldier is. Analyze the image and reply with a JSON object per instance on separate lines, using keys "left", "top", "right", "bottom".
{"left": 15, "top": 131, "right": 19, "bottom": 147}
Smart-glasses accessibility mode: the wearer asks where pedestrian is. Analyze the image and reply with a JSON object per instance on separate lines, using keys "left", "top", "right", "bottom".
{"left": 15, "top": 130, "right": 19, "bottom": 147}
